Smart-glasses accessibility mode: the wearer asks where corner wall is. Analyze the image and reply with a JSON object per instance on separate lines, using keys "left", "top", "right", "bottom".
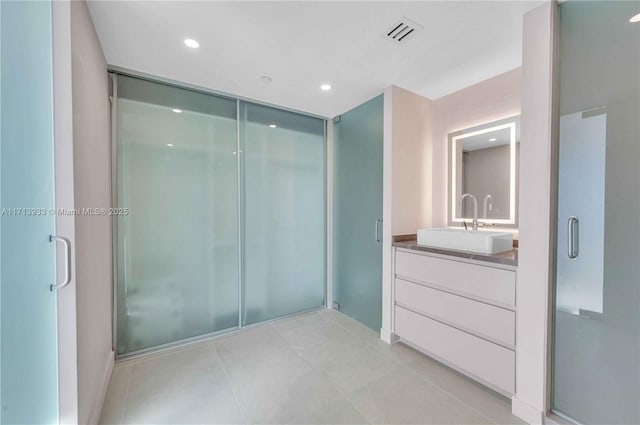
{"left": 70, "top": 1, "right": 114, "bottom": 423}
{"left": 431, "top": 68, "right": 522, "bottom": 227}
{"left": 512, "top": 2, "right": 557, "bottom": 423}
{"left": 390, "top": 86, "right": 433, "bottom": 235}
{"left": 381, "top": 85, "right": 432, "bottom": 342}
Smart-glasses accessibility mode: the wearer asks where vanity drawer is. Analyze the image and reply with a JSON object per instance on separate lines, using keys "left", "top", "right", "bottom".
{"left": 395, "top": 306, "right": 515, "bottom": 395}
{"left": 395, "top": 251, "right": 515, "bottom": 306}
{"left": 395, "top": 278, "right": 515, "bottom": 346}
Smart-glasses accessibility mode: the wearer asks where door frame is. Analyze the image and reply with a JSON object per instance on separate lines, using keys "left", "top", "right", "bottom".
{"left": 52, "top": 2, "right": 79, "bottom": 423}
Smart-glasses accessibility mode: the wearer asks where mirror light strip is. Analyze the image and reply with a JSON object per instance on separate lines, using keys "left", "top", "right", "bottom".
{"left": 451, "top": 121, "right": 517, "bottom": 225}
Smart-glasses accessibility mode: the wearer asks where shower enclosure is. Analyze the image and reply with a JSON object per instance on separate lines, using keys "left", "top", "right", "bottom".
{"left": 112, "top": 74, "right": 325, "bottom": 356}
{"left": 552, "top": 1, "right": 640, "bottom": 423}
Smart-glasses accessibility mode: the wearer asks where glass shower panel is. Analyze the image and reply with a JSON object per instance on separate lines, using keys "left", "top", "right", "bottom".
{"left": 333, "top": 95, "right": 384, "bottom": 331}
{"left": 553, "top": 2, "right": 640, "bottom": 423}
{"left": 116, "top": 76, "right": 238, "bottom": 355}
{"left": 241, "top": 103, "right": 325, "bottom": 325}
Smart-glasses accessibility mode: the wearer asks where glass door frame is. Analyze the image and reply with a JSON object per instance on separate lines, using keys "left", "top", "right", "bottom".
{"left": 109, "top": 69, "right": 328, "bottom": 359}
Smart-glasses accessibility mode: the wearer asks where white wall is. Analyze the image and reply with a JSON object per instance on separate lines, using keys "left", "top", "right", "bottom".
{"left": 511, "top": 2, "right": 557, "bottom": 423}
{"left": 70, "top": 1, "right": 114, "bottom": 423}
{"left": 431, "top": 68, "right": 521, "bottom": 227}
{"left": 381, "top": 85, "right": 432, "bottom": 342}
{"left": 390, "top": 86, "right": 433, "bottom": 235}
{"left": 52, "top": 2, "right": 79, "bottom": 423}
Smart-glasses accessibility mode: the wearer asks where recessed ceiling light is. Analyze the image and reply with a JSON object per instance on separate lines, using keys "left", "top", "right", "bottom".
{"left": 630, "top": 13, "right": 640, "bottom": 23}
{"left": 489, "top": 138, "right": 497, "bottom": 142}
{"left": 320, "top": 84, "right": 332, "bottom": 91}
{"left": 269, "top": 124, "right": 277, "bottom": 128}
{"left": 184, "top": 38, "right": 199, "bottom": 49}
{"left": 172, "top": 108, "right": 182, "bottom": 113}
{"left": 167, "top": 143, "right": 174, "bottom": 147}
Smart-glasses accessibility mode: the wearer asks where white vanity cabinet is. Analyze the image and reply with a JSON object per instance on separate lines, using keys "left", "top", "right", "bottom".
{"left": 392, "top": 247, "right": 517, "bottom": 396}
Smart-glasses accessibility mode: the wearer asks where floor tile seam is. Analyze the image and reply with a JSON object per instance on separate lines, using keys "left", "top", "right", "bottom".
{"left": 317, "top": 357, "right": 402, "bottom": 411}
{"left": 267, "top": 322, "right": 325, "bottom": 370}
{"left": 119, "top": 363, "right": 134, "bottom": 425}
{"left": 267, "top": 324, "right": 342, "bottom": 396}
{"left": 404, "top": 362, "right": 499, "bottom": 425}
{"left": 336, "top": 378, "right": 391, "bottom": 425}
{"left": 213, "top": 343, "right": 253, "bottom": 425}
{"left": 271, "top": 314, "right": 410, "bottom": 397}
{"left": 269, "top": 320, "right": 377, "bottom": 425}
{"left": 307, "top": 369, "right": 372, "bottom": 425}
{"left": 300, "top": 368, "right": 374, "bottom": 425}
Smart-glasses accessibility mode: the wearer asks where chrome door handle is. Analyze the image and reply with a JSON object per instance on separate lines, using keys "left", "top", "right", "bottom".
{"left": 567, "top": 216, "right": 579, "bottom": 259}
{"left": 375, "top": 218, "right": 382, "bottom": 242}
{"left": 50, "top": 235, "right": 72, "bottom": 291}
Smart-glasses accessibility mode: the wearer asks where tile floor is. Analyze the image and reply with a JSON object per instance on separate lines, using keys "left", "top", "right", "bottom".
{"left": 100, "top": 309, "right": 525, "bottom": 425}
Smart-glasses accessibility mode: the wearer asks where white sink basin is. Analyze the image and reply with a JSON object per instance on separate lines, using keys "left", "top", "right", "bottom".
{"left": 417, "top": 228, "right": 513, "bottom": 254}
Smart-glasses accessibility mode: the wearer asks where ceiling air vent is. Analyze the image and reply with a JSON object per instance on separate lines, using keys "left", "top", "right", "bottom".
{"left": 385, "top": 17, "right": 422, "bottom": 44}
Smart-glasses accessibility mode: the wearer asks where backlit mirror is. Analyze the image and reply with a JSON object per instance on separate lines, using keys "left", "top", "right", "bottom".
{"left": 448, "top": 116, "right": 520, "bottom": 227}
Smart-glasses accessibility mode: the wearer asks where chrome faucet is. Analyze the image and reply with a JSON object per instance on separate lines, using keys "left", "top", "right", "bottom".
{"left": 483, "top": 194, "right": 493, "bottom": 219}
{"left": 459, "top": 193, "right": 478, "bottom": 231}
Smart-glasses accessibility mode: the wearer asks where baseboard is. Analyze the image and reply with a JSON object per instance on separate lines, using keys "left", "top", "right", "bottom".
{"left": 380, "top": 328, "right": 399, "bottom": 344}
{"left": 88, "top": 350, "right": 115, "bottom": 425}
{"left": 512, "top": 395, "right": 545, "bottom": 424}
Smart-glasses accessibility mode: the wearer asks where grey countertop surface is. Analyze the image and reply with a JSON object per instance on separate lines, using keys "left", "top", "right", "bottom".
{"left": 393, "top": 240, "right": 518, "bottom": 267}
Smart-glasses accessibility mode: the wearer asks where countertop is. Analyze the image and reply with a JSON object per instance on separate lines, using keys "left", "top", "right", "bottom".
{"left": 393, "top": 239, "right": 518, "bottom": 267}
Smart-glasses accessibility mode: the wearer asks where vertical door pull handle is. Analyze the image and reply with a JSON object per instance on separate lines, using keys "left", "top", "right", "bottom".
{"left": 375, "top": 218, "right": 382, "bottom": 242}
{"left": 567, "top": 217, "right": 579, "bottom": 259}
{"left": 50, "top": 235, "right": 72, "bottom": 291}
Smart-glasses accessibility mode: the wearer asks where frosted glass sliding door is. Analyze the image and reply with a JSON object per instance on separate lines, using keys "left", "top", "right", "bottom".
{"left": 333, "top": 95, "right": 383, "bottom": 331}
{"left": 241, "top": 103, "right": 325, "bottom": 325}
{"left": 116, "top": 76, "right": 239, "bottom": 355}
{"left": 115, "top": 75, "right": 327, "bottom": 354}
{"left": 552, "top": 2, "right": 640, "bottom": 423}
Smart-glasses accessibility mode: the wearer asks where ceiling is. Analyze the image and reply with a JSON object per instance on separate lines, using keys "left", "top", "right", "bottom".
{"left": 87, "top": 1, "right": 542, "bottom": 118}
